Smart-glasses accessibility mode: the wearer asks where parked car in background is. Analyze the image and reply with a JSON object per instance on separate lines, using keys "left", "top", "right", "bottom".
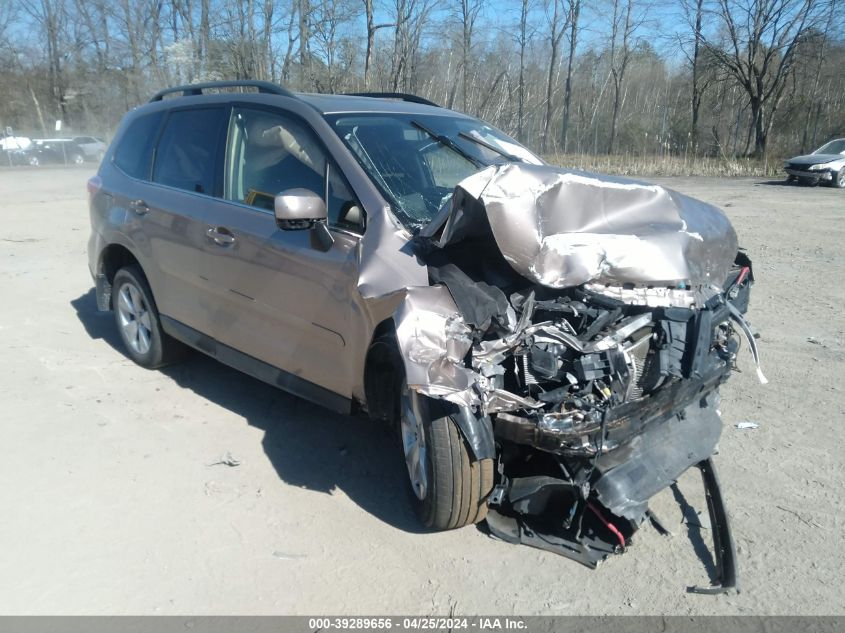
{"left": 0, "top": 135, "right": 32, "bottom": 151}
{"left": 72, "top": 136, "right": 107, "bottom": 160}
{"left": 784, "top": 138, "right": 845, "bottom": 188}
{"left": 20, "top": 139, "right": 87, "bottom": 166}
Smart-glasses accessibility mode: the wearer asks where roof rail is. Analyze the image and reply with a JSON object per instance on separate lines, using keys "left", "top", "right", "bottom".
{"left": 149, "top": 80, "right": 295, "bottom": 102}
{"left": 344, "top": 92, "right": 440, "bottom": 108}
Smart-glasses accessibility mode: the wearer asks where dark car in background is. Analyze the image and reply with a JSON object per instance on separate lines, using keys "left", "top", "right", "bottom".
{"left": 784, "top": 138, "right": 845, "bottom": 187}
{"left": 22, "top": 139, "right": 87, "bottom": 166}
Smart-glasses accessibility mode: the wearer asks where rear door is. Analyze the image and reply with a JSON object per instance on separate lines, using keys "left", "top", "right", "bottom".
{"left": 124, "top": 106, "right": 228, "bottom": 336}
{"left": 200, "top": 105, "right": 365, "bottom": 400}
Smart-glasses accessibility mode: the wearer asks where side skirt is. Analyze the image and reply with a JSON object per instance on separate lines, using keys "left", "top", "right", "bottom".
{"left": 160, "top": 315, "right": 351, "bottom": 415}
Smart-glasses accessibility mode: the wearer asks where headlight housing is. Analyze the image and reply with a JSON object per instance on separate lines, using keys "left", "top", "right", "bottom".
{"left": 809, "top": 163, "right": 828, "bottom": 171}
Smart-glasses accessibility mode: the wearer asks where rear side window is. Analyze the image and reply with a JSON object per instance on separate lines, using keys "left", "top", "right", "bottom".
{"left": 113, "top": 111, "right": 164, "bottom": 180}
{"left": 152, "top": 108, "right": 226, "bottom": 195}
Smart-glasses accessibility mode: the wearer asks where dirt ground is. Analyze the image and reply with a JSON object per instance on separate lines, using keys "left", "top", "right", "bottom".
{"left": 0, "top": 167, "right": 843, "bottom": 616}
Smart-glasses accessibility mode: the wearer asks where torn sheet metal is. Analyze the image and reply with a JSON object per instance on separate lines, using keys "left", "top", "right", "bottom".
{"left": 392, "top": 285, "right": 481, "bottom": 409}
{"left": 425, "top": 164, "right": 739, "bottom": 289}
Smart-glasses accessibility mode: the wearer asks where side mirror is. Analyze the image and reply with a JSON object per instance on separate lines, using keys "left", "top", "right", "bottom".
{"left": 274, "top": 188, "right": 327, "bottom": 230}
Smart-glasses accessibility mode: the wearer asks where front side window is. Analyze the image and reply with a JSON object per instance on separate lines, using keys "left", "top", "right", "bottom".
{"left": 113, "top": 111, "right": 164, "bottom": 180}
{"left": 224, "top": 107, "right": 363, "bottom": 231}
{"left": 152, "top": 108, "right": 226, "bottom": 194}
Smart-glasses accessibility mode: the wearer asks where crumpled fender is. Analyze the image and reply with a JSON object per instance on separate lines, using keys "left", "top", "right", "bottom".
{"left": 391, "top": 285, "right": 495, "bottom": 460}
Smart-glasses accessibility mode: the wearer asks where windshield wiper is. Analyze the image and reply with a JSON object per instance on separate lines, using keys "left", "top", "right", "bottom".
{"left": 411, "top": 120, "right": 485, "bottom": 168}
{"left": 457, "top": 131, "right": 522, "bottom": 163}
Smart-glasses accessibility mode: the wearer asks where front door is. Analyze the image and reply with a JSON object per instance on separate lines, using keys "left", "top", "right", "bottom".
{"left": 201, "top": 105, "right": 366, "bottom": 399}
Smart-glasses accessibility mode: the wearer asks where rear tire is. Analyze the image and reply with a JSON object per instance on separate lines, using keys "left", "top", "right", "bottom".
{"left": 400, "top": 385, "right": 493, "bottom": 530}
{"left": 112, "top": 265, "right": 186, "bottom": 369}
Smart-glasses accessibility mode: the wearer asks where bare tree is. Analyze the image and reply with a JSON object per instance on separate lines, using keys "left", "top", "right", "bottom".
{"left": 298, "top": 0, "right": 312, "bottom": 83}
{"left": 513, "top": 0, "right": 534, "bottom": 140}
{"left": 607, "top": 0, "right": 645, "bottom": 154}
{"left": 389, "top": 0, "right": 435, "bottom": 92}
{"left": 701, "top": 0, "right": 829, "bottom": 157}
{"left": 21, "top": 0, "right": 68, "bottom": 118}
{"left": 311, "top": 0, "right": 361, "bottom": 91}
{"left": 363, "top": 0, "right": 394, "bottom": 88}
{"left": 455, "top": 0, "right": 485, "bottom": 112}
{"left": 560, "top": 0, "right": 580, "bottom": 152}
{"left": 541, "top": 0, "right": 567, "bottom": 152}
{"left": 2, "top": 0, "right": 845, "bottom": 162}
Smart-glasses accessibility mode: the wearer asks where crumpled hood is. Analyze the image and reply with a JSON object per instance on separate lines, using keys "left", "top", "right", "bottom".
{"left": 422, "top": 163, "right": 738, "bottom": 289}
{"left": 787, "top": 154, "right": 843, "bottom": 166}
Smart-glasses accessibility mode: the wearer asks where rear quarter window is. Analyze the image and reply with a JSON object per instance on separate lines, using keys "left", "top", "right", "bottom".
{"left": 113, "top": 111, "right": 165, "bottom": 180}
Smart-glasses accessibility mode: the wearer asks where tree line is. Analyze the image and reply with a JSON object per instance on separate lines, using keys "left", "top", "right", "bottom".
{"left": 0, "top": 0, "right": 843, "bottom": 158}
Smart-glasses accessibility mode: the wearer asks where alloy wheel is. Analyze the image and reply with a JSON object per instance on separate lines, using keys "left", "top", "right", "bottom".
{"left": 116, "top": 282, "right": 152, "bottom": 355}
{"left": 400, "top": 383, "right": 428, "bottom": 500}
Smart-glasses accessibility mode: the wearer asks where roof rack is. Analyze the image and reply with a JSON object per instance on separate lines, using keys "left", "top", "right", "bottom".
{"left": 344, "top": 92, "right": 440, "bottom": 108}
{"left": 149, "top": 80, "right": 295, "bottom": 102}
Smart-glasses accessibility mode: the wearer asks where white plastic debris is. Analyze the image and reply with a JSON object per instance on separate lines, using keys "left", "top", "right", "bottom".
{"left": 207, "top": 451, "right": 241, "bottom": 467}
{"left": 734, "top": 421, "right": 759, "bottom": 430}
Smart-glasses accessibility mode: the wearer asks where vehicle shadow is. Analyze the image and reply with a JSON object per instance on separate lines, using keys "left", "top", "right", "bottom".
{"left": 757, "top": 179, "right": 794, "bottom": 186}
{"left": 758, "top": 178, "right": 826, "bottom": 187}
{"left": 70, "top": 288, "right": 424, "bottom": 533}
{"left": 670, "top": 482, "right": 719, "bottom": 585}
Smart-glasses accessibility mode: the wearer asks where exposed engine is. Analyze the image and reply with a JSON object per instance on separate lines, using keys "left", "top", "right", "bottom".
{"left": 421, "top": 253, "right": 758, "bottom": 577}
{"left": 390, "top": 164, "right": 763, "bottom": 591}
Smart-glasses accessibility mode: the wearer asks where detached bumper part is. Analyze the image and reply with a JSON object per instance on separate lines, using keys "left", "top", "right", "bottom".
{"left": 689, "top": 458, "right": 739, "bottom": 595}
{"left": 484, "top": 394, "right": 739, "bottom": 585}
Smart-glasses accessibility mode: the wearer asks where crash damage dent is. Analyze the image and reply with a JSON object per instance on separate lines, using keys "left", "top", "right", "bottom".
{"left": 357, "top": 203, "right": 428, "bottom": 299}
{"left": 423, "top": 163, "right": 739, "bottom": 289}
{"left": 370, "top": 163, "right": 762, "bottom": 591}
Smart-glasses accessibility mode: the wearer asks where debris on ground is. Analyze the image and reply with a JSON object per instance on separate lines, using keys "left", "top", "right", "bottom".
{"left": 207, "top": 451, "right": 241, "bottom": 467}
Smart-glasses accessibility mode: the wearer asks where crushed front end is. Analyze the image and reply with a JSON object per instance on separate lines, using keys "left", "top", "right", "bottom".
{"left": 395, "top": 164, "right": 764, "bottom": 591}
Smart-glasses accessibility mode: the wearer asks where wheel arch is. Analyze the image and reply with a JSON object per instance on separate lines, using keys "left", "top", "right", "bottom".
{"left": 363, "top": 318, "right": 402, "bottom": 424}
{"left": 362, "top": 316, "right": 495, "bottom": 461}
{"left": 96, "top": 244, "right": 144, "bottom": 311}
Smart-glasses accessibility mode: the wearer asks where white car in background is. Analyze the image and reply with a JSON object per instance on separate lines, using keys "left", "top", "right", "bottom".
{"left": 784, "top": 138, "right": 845, "bottom": 188}
{"left": 72, "top": 136, "right": 107, "bottom": 160}
{"left": 0, "top": 136, "right": 32, "bottom": 151}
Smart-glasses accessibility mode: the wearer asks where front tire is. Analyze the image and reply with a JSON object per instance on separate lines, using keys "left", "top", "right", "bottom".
{"left": 832, "top": 168, "right": 845, "bottom": 189}
{"left": 400, "top": 384, "right": 493, "bottom": 530}
{"left": 112, "top": 266, "right": 185, "bottom": 368}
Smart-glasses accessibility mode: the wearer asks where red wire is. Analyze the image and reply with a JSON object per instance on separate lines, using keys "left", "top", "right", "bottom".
{"left": 588, "top": 501, "right": 626, "bottom": 550}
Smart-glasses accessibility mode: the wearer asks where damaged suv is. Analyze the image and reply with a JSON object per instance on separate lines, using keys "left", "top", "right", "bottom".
{"left": 88, "top": 81, "right": 762, "bottom": 590}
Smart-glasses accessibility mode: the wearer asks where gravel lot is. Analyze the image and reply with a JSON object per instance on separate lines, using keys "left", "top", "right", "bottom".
{"left": 1, "top": 167, "right": 843, "bottom": 615}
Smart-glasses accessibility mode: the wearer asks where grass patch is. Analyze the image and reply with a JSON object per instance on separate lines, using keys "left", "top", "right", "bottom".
{"left": 544, "top": 153, "right": 784, "bottom": 178}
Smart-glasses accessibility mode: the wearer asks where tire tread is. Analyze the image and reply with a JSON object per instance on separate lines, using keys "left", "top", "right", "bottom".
{"left": 420, "top": 411, "right": 494, "bottom": 531}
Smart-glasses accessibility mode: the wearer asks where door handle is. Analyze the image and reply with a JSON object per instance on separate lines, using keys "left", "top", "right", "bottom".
{"left": 128, "top": 199, "right": 149, "bottom": 215}
{"left": 206, "top": 226, "right": 236, "bottom": 246}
